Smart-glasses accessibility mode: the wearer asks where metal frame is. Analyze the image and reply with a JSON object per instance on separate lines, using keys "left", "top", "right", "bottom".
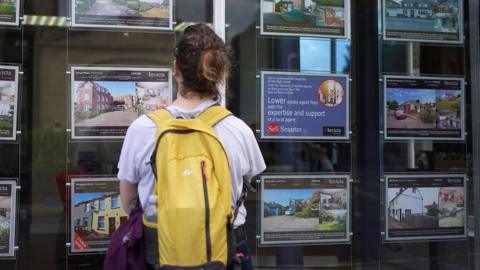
{"left": 381, "top": 0, "right": 464, "bottom": 44}
{"left": 259, "top": 174, "right": 351, "bottom": 246}
{"left": 0, "top": 65, "right": 20, "bottom": 141}
{"left": 69, "top": 176, "right": 123, "bottom": 254}
{"left": 70, "top": 0, "right": 173, "bottom": 30}
{"left": 0, "top": 179, "right": 17, "bottom": 257}
{"left": 0, "top": 0, "right": 20, "bottom": 27}
{"left": 259, "top": 0, "right": 351, "bottom": 40}
{"left": 384, "top": 174, "right": 467, "bottom": 242}
{"left": 383, "top": 75, "right": 466, "bottom": 141}
{"left": 69, "top": 65, "right": 173, "bottom": 140}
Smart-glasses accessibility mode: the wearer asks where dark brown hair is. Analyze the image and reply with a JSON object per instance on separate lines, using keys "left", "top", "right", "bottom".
{"left": 175, "top": 23, "right": 230, "bottom": 100}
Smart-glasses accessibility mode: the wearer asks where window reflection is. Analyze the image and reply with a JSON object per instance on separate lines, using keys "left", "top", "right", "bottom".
{"left": 300, "top": 38, "right": 350, "bottom": 73}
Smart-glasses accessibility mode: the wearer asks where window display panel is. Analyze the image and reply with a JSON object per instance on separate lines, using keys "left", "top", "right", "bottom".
{"left": 71, "top": 0, "right": 173, "bottom": 30}
{"left": 384, "top": 76, "right": 465, "bottom": 140}
{"left": 70, "top": 66, "right": 172, "bottom": 140}
{"left": 260, "top": 175, "right": 350, "bottom": 245}
{"left": 260, "top": 0, "right": 350, "bottom": 39}
{"left": 0, "top": 65, "right": 19, "bottom": 141}
{"left": 385, "top": 174, "right": 466, "bottom": 241}
{"left": 70, "top": 177, "right": 127, "bottom": 253}
{"left": 0, "top": 180, "right": 16, "bottom": 257}
{"left": 382, "top": 0, "right": 463, "bottom": 44}
{"left": 261, "top": 71, "right": 349, "bottom": 140}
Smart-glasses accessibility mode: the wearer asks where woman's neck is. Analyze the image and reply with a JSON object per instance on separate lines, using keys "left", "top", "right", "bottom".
{"left": 172, "top": 91, "right": 215, "bottom": 111}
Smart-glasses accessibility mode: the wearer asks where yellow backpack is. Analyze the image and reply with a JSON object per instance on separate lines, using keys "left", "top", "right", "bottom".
{"left": 145, "top": 105, "right": 234, "bottom": 269}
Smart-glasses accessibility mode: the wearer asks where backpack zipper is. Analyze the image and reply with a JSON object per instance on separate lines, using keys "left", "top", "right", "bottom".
{"left": 200, "top": 160, "right": 212, "bottom": 262}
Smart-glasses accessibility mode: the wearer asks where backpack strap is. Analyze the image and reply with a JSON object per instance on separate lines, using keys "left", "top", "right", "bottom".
{"left": 196, "top": 105, "right": 233, "bottom": 127}
{"left": 148, "top": 109, "right": 173, "bottom": 127}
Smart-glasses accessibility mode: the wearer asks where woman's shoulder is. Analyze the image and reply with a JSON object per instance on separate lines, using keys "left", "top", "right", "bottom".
{"left": 125, "top": 114, "right": 157, "bottom": 138}
{"left": 216, "top": 115, "right": 256, "bottom": 139}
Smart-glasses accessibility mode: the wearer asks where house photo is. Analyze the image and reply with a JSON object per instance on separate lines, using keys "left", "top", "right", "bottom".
{"left": 72, "top": 190, "right": 128, "bottom": 250}
{"left": 435, "top": 89, "right": 461, "bottom": 130}
{"left": 385, "top": 0, "right": 460, "bottom": 33}
{"left": 438, "top": 187, "right": 465, "bottom": 228}
{"left": 388, "top": 187, "right": 440, "bottom": 229}
{"left": 75, "top": 0, "right": 169, "bottom": 19}
{"left": 0, "top": 194, "right": 11, "bottom": 251}
{"left": 263, "top": 188, "right": 320, "bottom": 232}
{"left": 135, "top": 81, "right": 171, "bottom": 113}
{"left": 386, "top": 88, "right": 438, "bottom": 129}
{"left": 318, "top": 188, "right": 347, "bottom": 210}
{"left": 0, "top": 81, "right": 15, "bottom": 131}
{"left": 73, "top": 80, "right": 139, "bottom": 128}
{"left": 262, "top": 0, "right": 346, "bottom": 36}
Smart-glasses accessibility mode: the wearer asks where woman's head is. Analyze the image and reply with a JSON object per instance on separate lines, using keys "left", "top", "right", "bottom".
{"left": 174, "top": 23, "right": 230, "bottom": 101}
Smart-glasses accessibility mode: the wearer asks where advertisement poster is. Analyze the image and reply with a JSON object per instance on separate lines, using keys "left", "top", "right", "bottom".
{"left": 71, "top": 66, "right": 172, "bottom": 139}
{"left": 0, "top": 66, "right": 19, "bottom": 141}
{"left": 260, "top": 175, "right": 350, "bottom": 245}
{"left": 383, "top": 0, "right": 463, "bottom": 43}
{"left": 72, "top": 0, "right": 172, "bottom": 30}
{"left": 0, "top": 180, "right": 16, "bottom": 257}
{"left": 0, "top": 0, "right": 19, "bottom": 26}
{"left": 70, "top": 177, "right": 128, "bottom": 253}
{"left": 386, "top": 174, "right": 466, "bottom": 241}
{"left": 261, "top": 71, "right": 349, "bottom": 140}
{"left": 384, "top": 76, "right": 464, "bottom": 140}
{"left": 261, "top": 0, "right": 349, "bottom": 38}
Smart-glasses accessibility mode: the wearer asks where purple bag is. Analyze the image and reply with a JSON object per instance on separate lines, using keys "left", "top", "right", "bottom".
{"left": 104, "top": 206, "right": 146, "bottom": 270}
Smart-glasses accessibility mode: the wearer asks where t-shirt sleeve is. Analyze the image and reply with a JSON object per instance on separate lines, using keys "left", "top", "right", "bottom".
{"left": 117, "top": 122, "right": 141, "bottom": 184}
{"left": 243, "top": 128, "right": 266, "bottom": 178}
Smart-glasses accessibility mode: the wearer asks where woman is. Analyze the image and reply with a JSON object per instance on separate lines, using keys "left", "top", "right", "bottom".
{"left": 117, "top": 24, "right": 266, "bottom": 270}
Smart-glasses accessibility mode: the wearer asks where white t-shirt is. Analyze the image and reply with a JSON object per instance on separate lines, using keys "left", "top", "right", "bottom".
{"left": 117, "top": 100, "right": 266, "bottom": 227}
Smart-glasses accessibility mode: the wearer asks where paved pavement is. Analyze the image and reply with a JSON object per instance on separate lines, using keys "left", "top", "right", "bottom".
{"left": 76, "top": 111, "right": 138, "bottom": 126}
{"left": 86, "top": 0, "right": 137, "bottom": 16}
{"left": 387, "top": 113, "right": 434, "bottom": 129}
{"left": 263, "top": 216, "right": 318, "bottom": 232}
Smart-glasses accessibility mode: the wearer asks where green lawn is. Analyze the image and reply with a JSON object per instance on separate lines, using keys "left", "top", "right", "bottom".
{"left": 0, "top": 118, "right": 13, "bottom": 128}
{"left": 439, "top": 217, "right": 463, "bottom": 227}
{"left": 436, "top": 100, "right": 459, "bottom": 110}
{"left": 319, "top": 221, "right": 344, "bottom": 231}
{"left": 0, "top": 3, "right": 16, "bottom": 14}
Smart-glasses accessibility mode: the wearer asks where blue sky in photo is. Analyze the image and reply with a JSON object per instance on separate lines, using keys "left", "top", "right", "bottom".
{"left": 73, "top": 192, "right": 115, "bottom": 205}
{"left": 74, "top": 81, "right": 136, "bottom": 96}
{"left": 264, "top": 189, "right": 315, "bottom": 206}
{"left": 387, "top": 88, "right": 436, "bottom": 104}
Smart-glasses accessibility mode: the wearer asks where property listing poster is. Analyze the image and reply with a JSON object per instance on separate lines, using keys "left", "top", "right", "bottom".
{"left": 70, "top": 177, "right": 128, "bottom": 253}
{"left": 0, "top": 180, "right": 16, "bottom": 257}
{"left": 261, "top": 71, "right": 349, "bottom": 140}
{"left": 383, "top": 0, "right": 462, "bottom": 43}
{"left": 261, "top": 0, "right": 349, "bottom": 38}
{"left": 260, "top": 175, "right": 350, "bottom": 245}
{"left": 72, "top": 0, "right": 172, "bottom": 30}
{"left": 384, "top": 76, "right": 464, "bottom": 140}
{"left": 0, "top": 0, "right": 20, "bottom": 26}
{"left": 0, "top": 66, "right": 19, "bottom": 141}
{"left": 386, "top": 175, "right": 466, "bottom": 241}
{"left": 71, "top": 66, "right": 172, "bottom": 139}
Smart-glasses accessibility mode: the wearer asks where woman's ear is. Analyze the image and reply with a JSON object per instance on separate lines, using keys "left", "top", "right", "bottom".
{"left": 173, "top": 59, "right": 182, "bottom": 79}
